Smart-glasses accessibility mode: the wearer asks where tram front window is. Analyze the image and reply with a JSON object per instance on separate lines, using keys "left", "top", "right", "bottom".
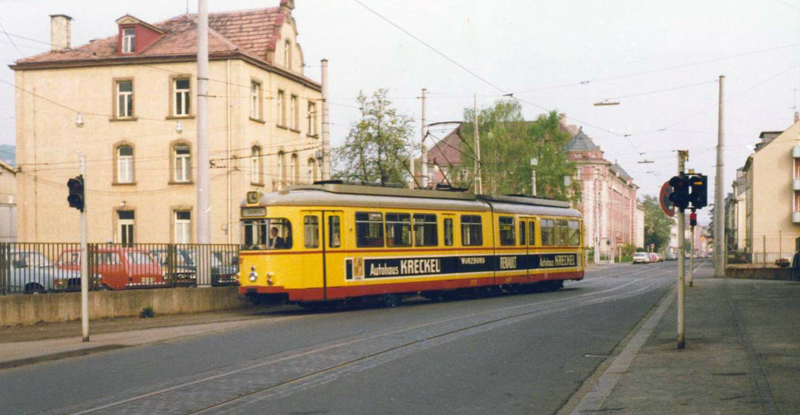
{"left": 241, "top": 218, "right": 293, "bottom": 250}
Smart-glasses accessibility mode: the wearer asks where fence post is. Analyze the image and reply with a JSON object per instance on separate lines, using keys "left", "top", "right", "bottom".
{"left": 779, "top": 230, "right": 782, "bottom": 260}
{"left": 763, "top": 235, "right": 766, "bottom": 265}
{"left": 0, "top": 243, "right": 7, "bottom": 295}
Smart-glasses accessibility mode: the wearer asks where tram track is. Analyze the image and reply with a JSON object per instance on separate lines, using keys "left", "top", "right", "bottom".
{"left": 65, "top": 268, "right": 675, "bottom": 415}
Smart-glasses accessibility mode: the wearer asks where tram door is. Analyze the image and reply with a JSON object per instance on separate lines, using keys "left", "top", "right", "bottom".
{"left": 521, "top": 217, "right": 536, "bottom": 284}
{"left": 321, "top": 210, "right": 344, "bottom": 300}
{"left": 301, "top": 210, "right": 326, "bottom": 299}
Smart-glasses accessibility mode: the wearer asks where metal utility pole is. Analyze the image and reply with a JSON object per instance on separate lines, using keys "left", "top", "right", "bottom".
{"left": 420, "top": 88, "right": 428, "bottom": 188}
{"left": 594, "top": 168, "right": 600, "bottom": 265}
{"left": 530, "top": 158, "right": 538, "bottom": 196}
{"left": 321, "top": 59, "right": 331, "bottom": 180}
{"left": 677, "top": 150, "right": 688, "bottom": 349}
{"left": 195, "top": 0, "right": 211, "bottom": 287}
{"left": 79, "top": 155, "right": 89, "bottom": 342}
{"left": 714, "top": 75, "right": 725, "bottom": 277}
{"left": 473, "top": 94, "right": 482, "bottom": 194}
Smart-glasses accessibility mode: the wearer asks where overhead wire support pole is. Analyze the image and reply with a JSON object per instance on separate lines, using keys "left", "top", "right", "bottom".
{"left": 677, "top": 150, "right": 688, "bottom": 350}
{"left": 715, "top": 75, "right": 725, "bottom": 277}
{"left": 420, "top": 88, "right": 428, "bottom": 189}
{"left": 196, "top": 0, "right": 211, "bottom": 286}
{"left": 473, "top": 94, "right": 482, "bottom": 195}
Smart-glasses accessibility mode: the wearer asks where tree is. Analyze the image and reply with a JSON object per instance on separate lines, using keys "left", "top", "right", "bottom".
{"left": 333, "top": 89, "right": 414, "bottom": 185}
{"left": 458, "top": 100, "right": 580, "bottom": 202}
{"left": 642, "top": 195, "right": 672, "bottom": 251}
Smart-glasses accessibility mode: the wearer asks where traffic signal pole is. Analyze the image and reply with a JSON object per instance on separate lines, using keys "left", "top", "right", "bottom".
{"left": 79, "top": 155, "right": 89, "bottom": 342}
{"left": 677, "top": 150, "right": 687, "bottom": 349}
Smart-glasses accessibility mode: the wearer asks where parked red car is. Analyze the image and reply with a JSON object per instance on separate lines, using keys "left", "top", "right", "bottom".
{"left": 56, "top": 247, "right": 165, "bottom": 290}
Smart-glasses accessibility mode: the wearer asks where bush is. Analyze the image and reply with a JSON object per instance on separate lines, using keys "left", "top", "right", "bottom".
{"left": 140, "top": 306, "right": 155, "bottom": 318}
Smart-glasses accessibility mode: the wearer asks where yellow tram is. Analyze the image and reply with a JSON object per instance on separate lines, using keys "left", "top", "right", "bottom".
{"left": 238, "top": 182, "right": 584, "bottom": 306}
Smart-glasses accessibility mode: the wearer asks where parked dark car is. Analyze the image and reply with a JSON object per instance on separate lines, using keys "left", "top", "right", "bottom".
{"left": 151, "top": 249, "right": 238, "bottom": 286}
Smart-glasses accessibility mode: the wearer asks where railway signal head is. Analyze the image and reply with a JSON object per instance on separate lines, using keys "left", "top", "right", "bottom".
{"left": 688, "top": 174, "right": 708, "bottom": 209}
{"left": 690, "top": 212, "right": 697, "bottom": 227}
{"left": 668, "top": 175, "right": 690, "bottom": 210}
{"left": 67, "top": 175, "right": 85, "bottom": 212}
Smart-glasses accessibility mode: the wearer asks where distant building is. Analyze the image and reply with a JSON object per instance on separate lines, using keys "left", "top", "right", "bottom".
{"left": 565, "top": 128, "right": 640, "bottom": 258}
{"left": 741, "top": 124, "right": 800, "bottom": 262}
{"left": 0, "top": 160, "right": 16, "bottom": 242}
{"left": 11, "top": 0, "right": 326, "bottom": 243}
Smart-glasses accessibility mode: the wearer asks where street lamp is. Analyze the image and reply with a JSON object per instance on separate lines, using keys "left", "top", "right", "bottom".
{"left": 530, "top": 157, "right": 538, "bottom": 196}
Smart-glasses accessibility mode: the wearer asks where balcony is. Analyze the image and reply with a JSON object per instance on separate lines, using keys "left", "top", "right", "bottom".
{"left": 793, "top": 212, "right": 800, "bottom": 224}
{"left": 794, "top": 145, "right": 800, "bottom": 158}
{"left": 794, "top": 179, "right": 800, "bottom": 191}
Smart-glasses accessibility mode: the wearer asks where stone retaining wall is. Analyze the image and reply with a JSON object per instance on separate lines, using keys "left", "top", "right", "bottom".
{"left": 0, "top": 287, "right": 246, "bottom": 326}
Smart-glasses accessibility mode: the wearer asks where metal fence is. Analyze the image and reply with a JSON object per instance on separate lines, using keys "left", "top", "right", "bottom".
{"left": 0, "top": 243, "right": 239, "bottom": 295}
{"left": 732, "top": 233, "right": 799, "bottom": 265}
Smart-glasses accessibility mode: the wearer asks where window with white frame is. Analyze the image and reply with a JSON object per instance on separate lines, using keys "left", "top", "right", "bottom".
{"left": 116, "top": 80, "right": 133, "bottom": 118}
{"left": 118, "top": 210, "right": 135, "bottom": 246}
{"left": 290, "top": 153, "right": 298, "bottom": 184}
{"left": 290, "top": 95, "right": 298, "bottom": 130}
{"left": 174, "top": 144, "right": 191, "bottom": 182}
{"left": 278, "top": 151, "right": 286, "bottom": 186}
{"left": 250, "top": 81, "right": 261, "bottom": 119}
{"left": 122, "top": 28, "right": 135, "bottom": 53}
{"left": 117, "top": 145, "right": 134, "bottom": 183}
{"left": 277, "top": 90, "right": 285, "bottom": 126}
{"left": 308, "top": 102, "right": 317, "bottom": 136}
{"left": 307, "top": 158, "right": 316, "bottom": 182}
{"left": 174, "top": 211, "right": 191, "bottom": 243}
{"left": 174, "top": 78, "right": 190, "bottom": 117}
{"left": 251, "top": 146, "right": 262, "bottom": 184}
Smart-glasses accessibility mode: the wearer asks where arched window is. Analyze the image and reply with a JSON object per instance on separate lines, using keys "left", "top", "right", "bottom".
{"left": 117, "top": 144, "right": 134, "bottom": 183}
{"left": 290, "top": 153, "right": 298, "bottom": 185}
{"left": 307, "top": 158, "right": 317, "bottom": 183}
{"left": 251, "top": 146, "right": 262, "bottom": 184}
{"left": 173, "top": 143, "right": 191, "bottom": 183}
{"left": 284, "top": 40, "right": 291, "bottom": 69}
{"left": 278, "top": 151, "right": 286, "bottom": 187}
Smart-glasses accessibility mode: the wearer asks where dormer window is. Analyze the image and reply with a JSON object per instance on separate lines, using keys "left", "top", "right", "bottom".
{"left": 122, "top": 28, "right": 135, "bottom": 53}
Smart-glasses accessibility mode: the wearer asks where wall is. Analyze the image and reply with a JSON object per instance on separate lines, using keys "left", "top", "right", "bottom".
{"left": 749, "top": 122, "right": 800, "bottom": 262}
{"left": 14, "top": 57, "right": 322, "bottom": 244}
{"left": 0, "top": 286, "right": 246, "bottom": 325}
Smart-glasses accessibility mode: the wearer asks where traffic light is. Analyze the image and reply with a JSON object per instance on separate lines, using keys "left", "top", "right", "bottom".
{"left": 67, "top": 175, "right": 85, "bottom": 212}
{"left": 668, "top": 175, "right": 690, "bottom": 210}
{"left": 688, "top": 174, "right": 708, "bottom": 209}
{"left": 689, "top": 212, "right": 697, "bottom": 227}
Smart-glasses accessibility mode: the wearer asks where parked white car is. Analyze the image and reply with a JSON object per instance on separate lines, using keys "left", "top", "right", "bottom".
{"left": 632, "top": 252, "right": 650, "bottom": 264}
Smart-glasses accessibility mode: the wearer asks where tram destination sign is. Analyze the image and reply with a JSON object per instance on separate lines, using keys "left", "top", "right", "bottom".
{"left": 347, "top": 253, "right": 579, "bottom": 280}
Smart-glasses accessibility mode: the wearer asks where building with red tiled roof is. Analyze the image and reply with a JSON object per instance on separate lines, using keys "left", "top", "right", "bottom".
{"left": 11, "top": 0, "right": 328, "bottom": 243}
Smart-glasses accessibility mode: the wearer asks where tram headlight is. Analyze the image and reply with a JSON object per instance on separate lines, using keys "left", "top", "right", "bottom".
{"left": 249, "top": 270, "right": 258, "bottom": 282}
{"left": 267, "top": 272, "right": 274, "bottom": 285}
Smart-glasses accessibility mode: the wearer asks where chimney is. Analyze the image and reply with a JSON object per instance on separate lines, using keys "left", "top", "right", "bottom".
{"left": 795, "top": 111, "right": 799, "bottom": 123}
{"left": 49, "top": 14, "right": 72, "bottom": 51}
{"left": 280, "top": 0, "right": 295, "bottom": 13}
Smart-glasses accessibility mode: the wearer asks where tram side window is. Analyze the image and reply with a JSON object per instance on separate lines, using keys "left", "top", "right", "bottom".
{"left": 569, "top": 220, "right": 581, "bottom": 246}
{"left": 519, "top": 221, "right": 526, "bottom": 246}
{"left": 241, "top": 218, "right": 292, "bottom": 250}
{"left": 529, "top": 221, "right": 536, "bottom": 246}
{"left": 461, "top": 215, "right": 483, "bottom": 246}
{"left": 499, "top": 216, "right": 515, "bottom": 246}
{"left": 444, "top": 218, "right": 454, "bottom": 246}
{"left": 386, "top": 213, "right": 411, "bottom": 247}
{"left": 555, "top": 219, "right": 569, "bottom": 246}
{"left": 414, "top": 214, "right": 438, "bottom": 247}
{"left": 356, "top": 212, "right": 384, "bottom": 248}
{"left": 329, "top": 216, "right": 341, "bottom": 248}
{"left": 541, "top": 219, "right": 554, "bottom": 246}
{"left": 304, "top": 216, "right": 319, "bottom": 248}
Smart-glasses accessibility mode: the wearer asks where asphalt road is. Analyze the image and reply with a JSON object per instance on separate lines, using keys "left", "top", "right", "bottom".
{"left": 0, "top": 261, "right": 680, "bottom": 415}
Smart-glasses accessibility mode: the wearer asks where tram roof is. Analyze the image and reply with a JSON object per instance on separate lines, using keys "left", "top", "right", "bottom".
{"left": 245, "top": 183, "right": 581, "bottom": 217}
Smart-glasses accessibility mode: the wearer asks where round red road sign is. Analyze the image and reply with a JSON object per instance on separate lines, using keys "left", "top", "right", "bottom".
{"left": 660, "top": 181, "right": 675, "bottom": 217}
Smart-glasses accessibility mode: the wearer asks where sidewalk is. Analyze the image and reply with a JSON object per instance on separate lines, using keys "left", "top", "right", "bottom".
{"left": 0, "top": 305, "right": 294, "bottom": 369}
{"left": 576, "top": 263, "right": 800, "bottom": 414}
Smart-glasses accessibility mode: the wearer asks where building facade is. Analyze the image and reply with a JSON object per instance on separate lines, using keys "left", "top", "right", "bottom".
{"left": 0, "top": 160, "right": 16, "bottom": 242}
{"left": 11, "top": 0, "right": 326, "bottom": 243}
{"left": 742, "top": 124, "right": 800, "bottom": 262}
{"left": 565, "top": 129, "right": 640, "bottom": 258}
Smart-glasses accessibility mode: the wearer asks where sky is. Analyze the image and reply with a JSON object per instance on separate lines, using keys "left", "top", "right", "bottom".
{"left": 2, "top": 0, "right": 800, "bottom": 225}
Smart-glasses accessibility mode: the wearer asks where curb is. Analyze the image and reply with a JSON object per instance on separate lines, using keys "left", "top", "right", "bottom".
{"left": 0, "top": 344, "right": 128, "bottom": 371}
